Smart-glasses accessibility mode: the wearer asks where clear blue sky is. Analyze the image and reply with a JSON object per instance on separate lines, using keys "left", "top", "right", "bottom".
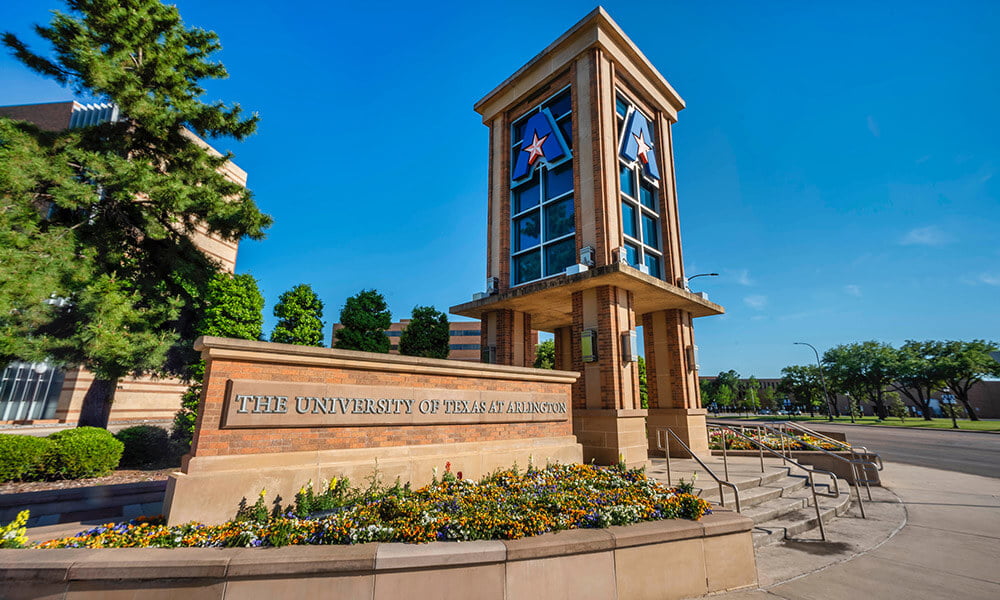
{"left": 2, "top": 1, "right": 997, "bottom": 377}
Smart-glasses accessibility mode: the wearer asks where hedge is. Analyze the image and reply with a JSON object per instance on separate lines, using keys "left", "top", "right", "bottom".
{"left": 0, "top": 435, "right": 53, "bottom": 482}
{"left": 114, "top": 425, "right": 170, "bottom": 468}
{"left": 43, "top": 427, "right": 123, "bottom": 480}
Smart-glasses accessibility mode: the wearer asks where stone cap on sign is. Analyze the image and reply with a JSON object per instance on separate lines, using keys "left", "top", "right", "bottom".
{"left": 194, "top": 336, "right": 580, "bottom": 384}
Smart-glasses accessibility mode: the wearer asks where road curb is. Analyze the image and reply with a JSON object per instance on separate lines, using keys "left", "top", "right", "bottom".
{"left": 709, "top": 418, "right": 999, "bottom": 435}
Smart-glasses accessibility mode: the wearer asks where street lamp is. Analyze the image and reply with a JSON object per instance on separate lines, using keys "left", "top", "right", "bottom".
{"left": 793, "top": 342, "right": 835, "bottom": 422}
{"left": 684, "top": 273, "right": 718, "bottom": 291}
{"left": 942, "top": 387, "right": 958, "bottom": 429}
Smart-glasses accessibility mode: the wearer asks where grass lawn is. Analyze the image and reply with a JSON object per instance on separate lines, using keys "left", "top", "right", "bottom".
{"left": 713, "top": 415, "right": 1000, "bottom": 432}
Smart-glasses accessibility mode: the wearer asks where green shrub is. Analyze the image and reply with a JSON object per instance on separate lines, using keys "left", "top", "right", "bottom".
{"left": 0, "top": 434, "right": 53, "bottom": 482}
{"left": 44, "top": 427, "right": 123, "bottom": 479}
{"left": 114, "top": 425, "right": 170, "bottom": 468}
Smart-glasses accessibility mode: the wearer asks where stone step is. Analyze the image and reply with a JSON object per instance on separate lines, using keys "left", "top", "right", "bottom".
{"left": 750, "top": 478, "right": 853, "bottom": 547}
{"left": 741, "top": 496, "right": 810, "bottom": 524}
{"left": 697, "top": 474, "right": 806, "bottom": 509}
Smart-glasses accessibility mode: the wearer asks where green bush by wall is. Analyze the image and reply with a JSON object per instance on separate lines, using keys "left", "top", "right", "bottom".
{"left": 114, "top": 425, "right": 170, "bottom": 468}
{"left": 0, "top": 435, "right": 53, "bottom": 482}
{"left": 43, "top": 427, "right": 123, "bottom": 479}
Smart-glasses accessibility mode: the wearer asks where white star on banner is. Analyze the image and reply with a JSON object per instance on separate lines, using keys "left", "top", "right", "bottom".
{"left": 633, "top": 131, "right": 652, "bottom": 164}
{"left": 523, "top": 132, "right": 549, "bottom": 165}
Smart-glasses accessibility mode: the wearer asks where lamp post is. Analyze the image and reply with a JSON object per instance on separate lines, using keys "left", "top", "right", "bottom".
{"left": 684, "top": 273, "right": 718, "bottom": 291}
{"left": 794, "top": 342, "right": 834, "bottom": 422}
{"left": 942, "top": 387, "right": 958, "bottom": 429}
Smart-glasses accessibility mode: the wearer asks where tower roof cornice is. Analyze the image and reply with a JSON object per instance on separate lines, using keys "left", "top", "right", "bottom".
{"left": 474, "top": 7, "right": 685, "bottom": 123}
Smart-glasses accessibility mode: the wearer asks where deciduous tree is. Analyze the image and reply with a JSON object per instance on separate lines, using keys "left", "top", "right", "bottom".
{"left": 173, "top": 272, "right": 263, "bottom": 441}
{"left": 936, "top": 340, "right": 1000, "bottom": 422}
{"left": 533, "top": 339, "right": 555, "bottom": 369}
{"left": 333, "top": 289, "right": 392, "bottom": 353}
{"left": 398, "top": 306, "right": 450, "bottom": 359}
{"left": 778, "top": 365, "right": 826, "bottom": 417}
{"left": 271, "top": 284, "right": 325, "bottom": 346}
{"left": 823, "top": 342, "right": 895, "bottom": 419}
{"left": 637, "top": 356, "right": 648, "bottom": 408}
{"left": 886, "top": 340, "right": 945, "bottom": 421}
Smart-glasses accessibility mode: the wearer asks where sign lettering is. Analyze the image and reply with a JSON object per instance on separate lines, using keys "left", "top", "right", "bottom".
{"left": 221, "top": 380, "right": 569, "bottom": 429}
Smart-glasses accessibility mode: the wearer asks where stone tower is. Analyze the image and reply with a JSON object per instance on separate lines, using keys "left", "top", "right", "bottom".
{"left": 451, "top": 8, "right": 723, "bottom": 465}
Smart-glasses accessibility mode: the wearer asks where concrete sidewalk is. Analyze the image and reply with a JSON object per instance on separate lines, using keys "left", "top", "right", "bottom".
{"left": 711, "top": 462, "right": 1000, "bottom": 599}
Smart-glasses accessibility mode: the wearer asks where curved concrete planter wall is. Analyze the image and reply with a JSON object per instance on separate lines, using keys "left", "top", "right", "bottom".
{"left": 0, "top": 512, "right": 755, "bottom": 600}
{"left": 710, "top": 450, "right": 881, "bottom": 485}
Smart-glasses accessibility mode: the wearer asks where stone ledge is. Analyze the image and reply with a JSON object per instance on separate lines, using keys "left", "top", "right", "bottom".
{"left": 194, "top": 336, "right": 579, "bottom": 384}
{"left": 0, "top": 514, "right": 754, "bottom": 584}
{"left": 503, "top": 528, "right": 614, "bottom": 561}
{"left": 375, "top": 540, "right": 506, "bottom": 570}
{"left": 225, "top": 544, "right": 377, "bottom": 577}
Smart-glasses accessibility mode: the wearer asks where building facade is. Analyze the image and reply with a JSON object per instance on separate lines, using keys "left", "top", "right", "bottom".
{"left": 0, "top": 101, "right": 245, "bottom": 424}
{"left": 451, "top": 9, "right": 725, "bottom": 464}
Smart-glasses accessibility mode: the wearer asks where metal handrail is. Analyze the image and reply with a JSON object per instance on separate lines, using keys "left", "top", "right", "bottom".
{"left": 743, "top": 422, "right": 877, "bottom": 517}
{"left": 708, "top": 424, "right": 837, "bottom": 541}
{"left": 656, "top": 428, "right": 742, "bottom": 513}
{"left": 783, "top": 422, "right": 885, "bottom": 472}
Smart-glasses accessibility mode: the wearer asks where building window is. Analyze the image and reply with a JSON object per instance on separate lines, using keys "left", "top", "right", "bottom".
{"left": 450, "top": 330, "right": 481, "bottom": 336}
{"left": 449, "top": 344, "right": 480, "bottom": 350}
{"left": 510, "top": 86, "right": 575, "bottom": 286}
{"left": 615, "top": 92, "right": 664, "bottom": 280}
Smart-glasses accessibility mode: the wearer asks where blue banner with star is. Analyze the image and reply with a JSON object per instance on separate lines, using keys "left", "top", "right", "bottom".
{"left": 620, "top": 111, "right": 660, "bottom": 180}
{"left": 512, "top": 109, "right": 571, "bottom": 180}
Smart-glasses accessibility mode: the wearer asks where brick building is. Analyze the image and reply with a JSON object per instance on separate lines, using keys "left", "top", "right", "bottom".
{"left": 0, "top": 101, "right": 245, "bottom": 424}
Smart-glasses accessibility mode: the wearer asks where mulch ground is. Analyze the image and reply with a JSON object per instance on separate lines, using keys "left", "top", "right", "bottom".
{"left": 0, "top": 468, "right": 174, "bottom": 496}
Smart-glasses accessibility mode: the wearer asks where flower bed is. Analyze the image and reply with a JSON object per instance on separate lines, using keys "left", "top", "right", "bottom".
{"left": 708, "top": 429, "right": 848, "bottom": 451}
{"left": 33, "top": 463, "right": 710, "bottom": 549}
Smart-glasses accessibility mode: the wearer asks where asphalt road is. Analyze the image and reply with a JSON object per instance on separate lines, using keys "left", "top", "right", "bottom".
{"left": 718, "top": 421, "right": 1000, "bottom": 479}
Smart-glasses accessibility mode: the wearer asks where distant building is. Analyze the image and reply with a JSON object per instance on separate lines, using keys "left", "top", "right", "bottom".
{"left": 0, "top": 101, "right": 246, "bottom": 424}
{"left": 331, "top": 320, "right": 534, "bottom": 363}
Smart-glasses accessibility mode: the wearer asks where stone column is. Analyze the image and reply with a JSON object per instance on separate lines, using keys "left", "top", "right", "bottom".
{"left": 642, "top": 308, "right": 708, "bottom": 457}
{"left": 569, "top": 285, "right": 648, "bottom": 467}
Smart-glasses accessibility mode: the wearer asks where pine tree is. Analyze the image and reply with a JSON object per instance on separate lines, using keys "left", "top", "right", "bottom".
{"left": 399, "top": 306, "right": 450, "bottom": 359}
{"left": 333, "top": 290, "right": 392, "bottom": 353}
{"left": 1, "top": 0, "right": 271, "bottom": 427}
{"left": 0, "top": 118, "right": 92, "bottom": 364}
{"left": 173, "top": 272, "right": 263, "bottom": 442}
{"left": 271, "top": 284, "right": 325, "bottom": 346}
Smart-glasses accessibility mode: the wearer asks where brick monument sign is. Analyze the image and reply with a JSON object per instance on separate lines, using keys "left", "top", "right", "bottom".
{"left": 163, "top": 337, "right": 581, "bottom": 524}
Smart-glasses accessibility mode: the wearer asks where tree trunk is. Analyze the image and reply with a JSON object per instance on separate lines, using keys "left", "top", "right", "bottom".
{"left": 957, "top": 395, "right": 979, "bottom": 421}
{"left": 872, "top": 388, "right": 888, "bottom": 420}
{"left": 77, "top": 378, "right": 117, "bottom": 428}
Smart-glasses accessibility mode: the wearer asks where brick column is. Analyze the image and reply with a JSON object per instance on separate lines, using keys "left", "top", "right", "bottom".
{"left": 569, "top": 285, "right": 648, "bottom": 467}
{"left": 482, "top": 309, "right": 535, "bottom": 367}
{"left": 642, "top": 308, "right": 708, "bottom": 457}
